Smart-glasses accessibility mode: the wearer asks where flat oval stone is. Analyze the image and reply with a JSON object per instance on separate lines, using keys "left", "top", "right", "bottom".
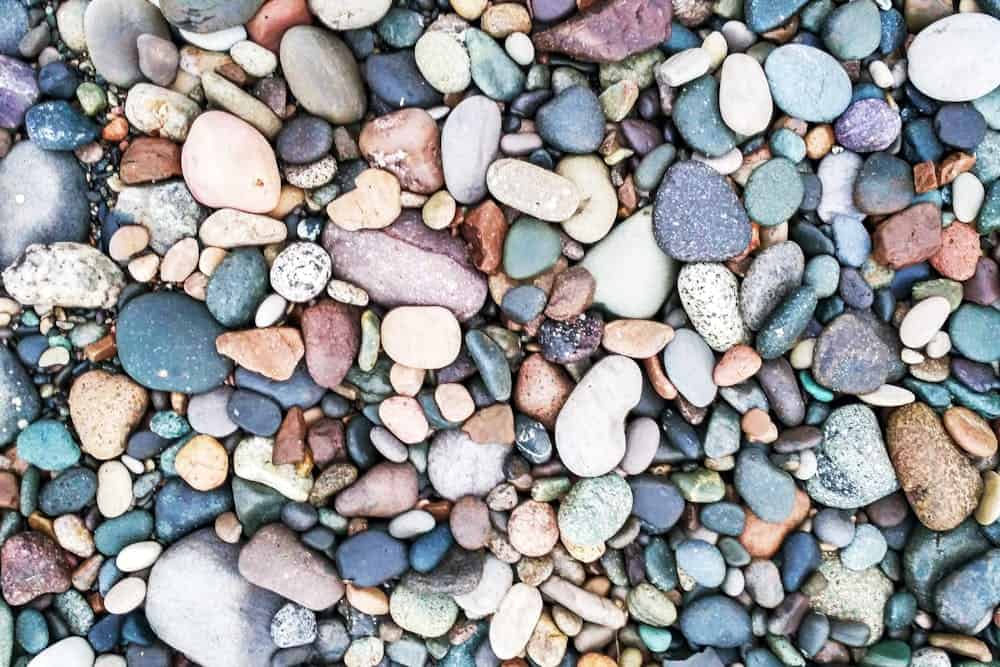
{"left": 719, "top": 53, "right": 772, "bottom": 136}
{"left": 280, "top": 26, "right": 366, "bottom": 124}
{"left": 678, "top": 263, "right": 749, "bottom": 352}
{"left": 181, "top": 111, "right": 280, "bottom": 214}
{"left": 735, "top": 445, "right": 797, "bottom": 524}
{"left": 663, "top": 328, "right": 717, "bottom": 407}
{"left": 441, "top": 95, "right": 501, "bottom": 205}
{"left": 554, "top": 355, "right": 642, "bottom": 477}
{"left": 908, "top": 13, "right": 1000, "bottom": 102}
{"left": 934, "top": 549, "right": 1000, "bottom": 633}
{"left": 744, "top": 157, "right": 805, "bottom": 226}
{"left": 427, "top": 430, "right": 510, "bottom": 501}
{"left": 834, "top": 99, "right": 902, "bottom": 153}
{"left": 557, "top": 474, "right": 632, "bottom": 547}
{"left": 335, "top": 531, "right": 408, "bottom": 586}
{"left": 490, "top": 584, "right": 543, "bottom": 660}
{"left": 381, "top": 306, "right": 461, "bottom": 370}
{"left": 84, "top": 0, "right": 170, "bottom": 87}
{"left": 0, "top": 141, "right": 89, "bottom": 269}
{"left": 117, "top": 292, "right": 233, "bottom": 394}
{"left": 949, "top": 303, "right": 1000, "bottom": 362}
{"left": 765, "top": 44, "right": 852, "bottom": 123}
{"left": 822, "top": 0, "right": 881, "bottom": 60}
{"left": 486, "top": 159, "right": 581, "bottom": 223}
{"left": 673, "top": 75, "right": 736, "bottom": 158}
{"left": 740, "top": 241, "right": 805, "bottom": 331}
{"left": 653, "top": 160, "right": 751, "bottom": 262}
{"left": 679, "top": 595, "right": 752, "bottom": 648}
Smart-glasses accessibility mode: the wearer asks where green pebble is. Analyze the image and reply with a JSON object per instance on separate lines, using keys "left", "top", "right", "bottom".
{"left": 883, "top": 591, "right": 917, "bottom": 631}
{"left": 744, "top": 157, "right": 805, "bottom": 226}
{"left": 859, "top": 258, "right": 893, "bottom": 290}
{"left": 346, "top": 356, "right": 394, "bottom": 399}
{"left": 94, "top": 510, "right": 154, "bottom": 556}
{"left": 673, "top": 75, "right": 737, "bottom": 158}
{"left": 638, "top": 625, "right": 672, "bottom": 653}
{"left": 800, "top": 371, "right": 834, "bottom": 402}
{"left": 551, "top": 66, "right": 588, "bottom": 94}
{"left": 598, "top": 49, "right": 664, "bottom": 89}
{"left": 526, "top": 64, "right": 550, "bottom": 90}
{"left": 974, "top": 86, "right": 1000, "bottom": 130}
{"left": 503, "top": 217, "right": 562, "bottom": 279}
{"left": 634, "top": 143, "right": 677, "bottom": 193}
{"left": 718, "top": 536, "right": 751, "bottom": 566}
{"left": 466, "top": 28, "right": 524, "bottom": 102}
{"left": 0, "top": 512, "right": 21, "bottom": 547}
{"left": 766, "top": 635, "right": 805, "bottom": 667}
{"left": 627, "top": 583, "right": 676, "bottom": 627}
{"left": 979, "top": 180, "right": 1000, "bottom": 234}
{"left": 317, "top": 507, "right": 348, "bottom": 534}
{"left": 53, "top": 590, "right": 94, "bottom": 635}
{"left": 601, "top": 550, "right": 628, "bottom": 587}
{"left": 644, "top": 538, "right": 678, "bottom": 591}
{"left": 15, "top": 420, "right": 79, "bottom": 471}
{"left": 800, "top": 0, "right": 835, "bottom": 32}
{"left": 376, "top": 8, "right": 424, "bottom": 49}
{"left": 860, "top": 640, "right": 911, "bottom": 667}
{"left": 150, "top": 411, "right": 190, "bottom": 439}
{"left": 0, "top": 600, "right": 10, "bottom": 667}
{"left": 558, "top": 474, "right": 632, "bottom": 546}
{"left": 757, "top": 286, "right": 818, "bottom": 359}
{"left": 465, "top": 330, "right": 511, "bottom": 402}
{"left": 911, "top": 279, "right": 962, "bottom": 310}
{"left": 18, "top": 467, "right": 39, "bottom": 518}
{"left": 233, "top": 477, "right": 286, "bottom": 536}
{"left": 974, "top": 130, "right": 1000, "bottom": 184}
{"left": 671, "top": 468, "right": 725, "bottom": 503}
{"left": 943, "top": 378, "right": 1000, "bottom": 419}
{"left": 769, "top": 128, "right": 807, "bottom": 162}
{"left": 358, "top": 310, "right": 381, "bottom": 373}
{"left": 75, "top": 81, "right": 106, "bottom": 116}
{"left": 530, "top": 476, "right": 571, "bottom": 502}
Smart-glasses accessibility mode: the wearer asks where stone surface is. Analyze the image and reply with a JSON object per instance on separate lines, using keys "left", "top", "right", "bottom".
{"left": 84, "top": 0, "right": 170, "bottom": 87}
{"left": 908, "top": 13, "right": 1000, "bottom": 102}
{"left": 532, "top": 0, "right": 672, "bottom": 63}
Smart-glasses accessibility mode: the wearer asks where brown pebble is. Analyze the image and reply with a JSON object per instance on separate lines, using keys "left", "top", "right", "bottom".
{"left": 246, "top": 0, "right": 312, "bottom": 52}
{"left": 740, "top": 488, "right": 810, "bottom": 558}
{"left": 0, "top": 472, "right": 18, "bottom": 510}
{"left": 102, "top": 116, "right": 129, "bottom": 142}
{"left": 742, "top": 408, "right": 778, "bottom": 443}
{"left": 346, "top": 583, "right": 390, "bottom": 616}
{"left": 359, "top": 108, "right": 444, "bottom": 195}
{"left": 159, "top": 237, "right": 199, "bottom": 283}
{"left": 1, "top": 531, "right": 73, "bottom": 605}
{"left": 379, "top": 395, "right": 430, "bottom": 445}
{"left": 301, "top": 300, "right": 361, "bottom": 389}
{"left": 273, "top": 406, "right": 308, "bottom": 465}
{"left": 513, "top": 353, "right": 574, "bottom": 430}
{"left": 449, "top": 496, "right": 491, "bottom": 550}
{"left": 713, "top": 344, "right": 763, "bottom": 387}
{"left": 643, "top": 355, "right": 678, "bottom": 400}
{"left": 461, "top": 199, "right": 509, "bottom": 274}
{"left": 544, "top": 266, "right": 596, "bottom": 321}
{"left": 804, "top": 124, "right": 835, "bottom": 160}
{"left": 508, "top": 500, "right": 559, "bottom": 557}
{"left": 601, "top": 319, "right": 674, "bottom": 358}
{"left": 463, "top": 403, "right": 516, "bottom": 445}
{"left": 120, "top": 136, "right": 183, "bottom": 185}
{"left": 334, "top": 462, "right": 418, "bottom": 518}
{"left": 307, "top": 418, "right": 346, "bottom": 468}
{"left": 938, "top": 152, "right": 976, "bottom": 186}
{"left": 216, "top": 327, "right": 304, "bottom": 382}
{"left": 214, "top": 511, "right": 242, "bottom": 544}
{"left": 942, "top": 406, "right": 998, "bottom": 458}
{"left": 913, "top": 160, "right": 939, "bottom": 193}
{"left": 871, "top": 203, "right": 942, "bottom": 269}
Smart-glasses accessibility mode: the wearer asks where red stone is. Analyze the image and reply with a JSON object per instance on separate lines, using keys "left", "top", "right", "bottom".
{"left": 247, "top": 0, "right": 312, "bottom": 52}
{"left": 1, "top": 532, "right": 73, "bottom": 605}
{"left": 300, "top": 300, "right": 361, "bottom": 390}
{"left": 272, "top": 406, "right": 307, "bottom": 465}
{"left": 308, "top": 418, "right": 347, "bottom": 468}
{"left": 871, "top": 203, "right": 942, "bottom": 269}
{"left": 930, "top": 221, "right": 980, "bottom": 281}
{"left": 532, "top": 0, "right": 672, "bottom": 63}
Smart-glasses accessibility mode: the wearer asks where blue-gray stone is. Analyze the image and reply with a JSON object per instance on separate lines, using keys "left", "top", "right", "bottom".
{"left": 365, "top": 50, "right": 442, "bottom": 109}
{"left": 15, "top": 420, "right": 80, "bottom": 471}
{"left": 821, "top": 0, "right": 881, "bottom": 60}
{"left": 699, "top": 502, "right": 745, "bottom": 537}
{"left": 734, "top": 445, "right": 797, "bottom": 523}
{"left": 335, "top": 530, "right": 408, "bottom": 586}
{"left": 206, "top": 248, "right": 269, "bottom": 328}
{"left": 39, "top": 467, "right": 97, "bottom": 516}
{"left": 743, "top": 157, "right": 805, "bottom": 226}
{"left": 744, "top": 0, "right": 810, "bottom": 33}
{"left": 0, "top": 345, "right": 40, "bottom": 446}
{"left": 15, "top": 607, "right": 48, "bottom": 654}
{"left": 227, "top": 389, "right": 282, "bottom": 437}
{"left": 155, "top": 477, "right": 233, "bottom": 543}
{"left": 679, "top": 596, "right": 752, "bottom": 648}
{"left": 765, "top": 44, "right": 852, "bottom": 123}
{"left": 879, "top": 8, "right": 906, "bottom": 55}
{"left": 37, "top": 63, "right": 80, "bottom": 100}
{"left": 235, "top": 364, "right": 326, "bottom": 410}
{"left": 25, "top": 101, "right": 99, "bottom": 151}
{"left": 781, "top": 531, "right": 821, "bottom": 592}
{"left": 117, "top": 291, "right": 233, "bottom": 394}
{"left": 673, "top": 75, "right": 736, "bottom": 158}
{"left": 629, "top": 475, "right": 685, "bottom": 534}
{"left": 95, "top": 510, "right": 155, "bottom": 556}
{"left": 675, "top": 539, "right": 726, "bottom": 587}
{"left": 0, "top": 0, "right": 29, "bottom": 56}
{"left": 159, "top": 0, "right": 265, "bottom": 32}
{"left": 934, "top": 549, "right": 1000, "bottom": 633}
{"left": 949, "top": 303, "right": 1000, "bottom": 363}
{"left": 903, "top": 519, "right": 990, "bottom": 610}
{"left": 536, "top": 85, "right": 604, "bottom": 154}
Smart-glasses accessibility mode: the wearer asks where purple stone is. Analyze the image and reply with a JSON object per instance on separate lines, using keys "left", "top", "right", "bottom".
{"left": 621, "top": 119, "right": 663, "bottom": 155}
{"left": 834, "top": 98, "right": 901, "bottom": 153}
{"left": 0, "top": 55, "right": 38, "bottom": 130}
{"left": 529, "top": 0, "right": 577, "bottom": 22}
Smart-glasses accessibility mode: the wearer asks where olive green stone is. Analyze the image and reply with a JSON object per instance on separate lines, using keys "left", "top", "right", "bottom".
{"left": 911, "top": 279, "right": 963, "bottom": 310}
{"left": 671, "top": 468, "right": 725, "bottom": 503}
{"left": 860, "top": 640, "right": 911, "bottom": 667}
{"left": 627, "top": 583, "right": 677, "bottom": 627}
{"left": 531, "top": 476, "right": 571, "bottom": 502}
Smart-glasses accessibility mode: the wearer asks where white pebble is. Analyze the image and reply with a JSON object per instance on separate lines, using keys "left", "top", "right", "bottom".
{"left": 95, "top": 655, "right": 127, "bottom": 667}
{"left": 388, "top": 509, "right": 436, "bottom": 539}
{"left": 899, "top": 296, "right": 951, "bottom": 348}
{"left": 869, "top": 60, "right": 894, "bottom": 89}
{"left": 179, "top": 25, "right": 246, "bottom": 51}
{"left": 97, "top": 461, "right": 133, "bottom": 519}
{"left": 269, "top": 242, "right": 332, "bottom": 303}
{"left": 104, "top": 577, "right": 147, "bottom": 614}
{"left": 952, "top": 172, "right": 985, "bottom": 222}
{"left": 255, "top": 293, "right": 288, "bottom": 328}
{"left": 693, "top": 147, "right": 743, "bottom": 175}
{"left": 858, "top": 384, "right": 916, "bottom": 407}
{"left": 658, "top": 48, "right": 711, "bottom": 86}
{"left": 721, "top": 21, "right": 756, "bottom": 52}
{"left": 230, "top": 40, "right": 278, "bottom": 77}
{"left": 901, "top": 348, "right": 924, "bottom": 364}
{"left": 116, "top": 540, "right": 163, "bottom": 572}
{"left": 926, "top": 331, "right": 952, "bottom": 358}
{"left": 701, "top": 31, "right": 728, "bottom": 69}
{"left": 505, "top": 32, "right": 534, "bottom": 66}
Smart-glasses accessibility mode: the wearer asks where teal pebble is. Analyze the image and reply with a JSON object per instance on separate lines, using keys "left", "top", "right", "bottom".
{"left": 800, "top": 371, "right": 834, "bottom": 402}
{"left": 18, "top": 466, "right": 39, "bottom": 517}
{"left": 634, "top": 143, "right": 677, "bottom": 192}
{"left": 800, "top": 0, "right": 835, "bottom": 31}
{"left": 765, "top": 44, "right": 852, "bottom": 122}
{"left": 804, "top": 255, "right": 841, "bottom": 298}
{"left": 644, "top": 537, "right": 679, "bottom": 591}
{"left": 53, "top": 590, "right": 94, "bottom": 635}
{"left": 15, "top": 420, "right": 80, "bottom": 471}
{"left": 149, "top": 411, "right": 191, "bottom": 439}
{"left": 94, "top": 510, "right": 154, "bottom": 555}
{"left": 503, "top": 217, "right": 562, "bottom": 279}
{"left": 822, "top": 0, "right": 881, "bottom": 59}
{"left": 949, "top": 303, "right": 1000, "bottom": 362}
{"left": 465, "top": 330, "right": 512, "bottom": 402}
{"left": 466, "top": 28, "right": 525, "bottom": 102}
{"left": 973, "top": 86, "right": 1000, "bottom": 130}
{"left": 673, "top": 75, "right": 736, "bottom": 158}
{"left": 979, "top": 180, "right": 1000, "bottom": 234}
{"left": 205, "top": 248, "right": 270, "bottom": 328}
{"left": 756, "top": 286, "right": 818, "bottom": 359}
{"left": 902, "top": 378, "right": 953, "bottom": 409}
{"left": 769, "top": 128, "right": 806, "bottom": 162}
{"left": 743, "top": 157, "right": 805, "bottom": 226}
{"left": 944, "top": 378, "right": 1000, "bottom": 420}
{"left": 233, "top": 477, "right": 287, "bottom": 536}
{"left": 974, "top": 130, "right": 1000, "bottom": 184}
{"left": 38, "top": 467, "right": 96, "bottom": 515}
{"left": 15, "top": 608, "right": 48, "bottom": 654}
{"left": 883, "top": 591, "right": 917, "bottom": 631}
{"left": 376, "top": 8, "right": 424, "bottom": 49}
{"left": 638, "top": 624, "right": 672, "bottom": 652}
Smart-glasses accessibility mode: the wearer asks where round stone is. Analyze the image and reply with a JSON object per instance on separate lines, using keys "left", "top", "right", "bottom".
{"left": 908, "top": 13, "right": 1000, "bottom": 102}
{"left": 765, "top": 44, "right": 852, "bottom": 122}
{"left": 270, "top": 242, "right": 332, "bottom": 303}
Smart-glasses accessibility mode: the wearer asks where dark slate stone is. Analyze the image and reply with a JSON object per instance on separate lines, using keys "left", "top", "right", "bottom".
{"left": 334, "top": 530, "right": 408, "bottom": 586}
{"left": 0, "top": 345, "right": 40, "bottom": 445}
{"left": 227, "top": 389, "right": 282, "bottom": 437}
{"left": 536, "top": 85, "right": 606, "bottom": 154}
{"left": 628, "top": 475, "right": 685, "bottom": 534}
{"left": 154, "top": 477, "right": 233, "bottom": 543}
{"left": 364, "top": 50, "right": 442, "bottom": 109}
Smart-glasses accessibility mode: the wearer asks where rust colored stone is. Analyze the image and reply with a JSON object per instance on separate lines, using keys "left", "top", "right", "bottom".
{"left": 913, "top": 160, "right": 939, "bottom": 193}
{"left": 300, "top": 300, "right": 361, "bottom": 389}
{"left": 307, "top": 417, "right": 347, "bottom": 468}
{"left": 938, "top": 152, "right": 976, "bottom": 185}
{"left": 513, "top": 353, "right": 574, "bottom": 430}
{"left": 247, "top": 0, "right": 312, "bottom": 52}
{"left": 532, "top": 0, "right": 672, "bottom": 63}
{"left": 120, "top": 136, "right": 183, "bottom": 185}
{"left": 216, "top": 327, "right": 304, "bottom": 381}
{"left": 930, "top": 221, "right": 980, "bottom": 281}
{"left": 0, "top": 471, "right": 17, "bottom": 510}
{"left": 544, "top": 266, "right": 596, "bottom": 321}
{"left": 273, "top": 406, "right": 308, "bottom": 465}
{"left": 461, "top": 199, "right": 508, "bottom": 274}
{"left": 359, "top": 108, "right": 444, "bottom": 195}
{"left": 740, "top": 488, "right": 810, "bottom": 559}
{"left": 871, "top": 203, "right": 942, "bottom": 269}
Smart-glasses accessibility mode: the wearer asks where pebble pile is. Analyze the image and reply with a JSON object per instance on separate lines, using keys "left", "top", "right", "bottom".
{"left": 0, "top": 0, "right": 1000, "bottom": 666}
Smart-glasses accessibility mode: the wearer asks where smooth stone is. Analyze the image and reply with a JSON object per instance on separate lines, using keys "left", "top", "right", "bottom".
{"left": 334, "top": 462, "right": 417, "bottom": 518}
{"left": 676, "top": 539, "right": 726, "bottom": 587}
{"left": 427, "top": 430, "right": 510, "bottom": 501}
{"left": 812, "top": 313, "right": 891, "bottom": 394}
{"left": 935, "top": 103, "right": 987, "bottom": 150}
{"left": 908, "top": 13, "right": 1000, "bottom": 102}
{"left": 949, "top": 303, "right": 1000, "bottom": 362}
{"left": 677, "top": 262, "right": 749, "bottom": 352}
{"left": 503, "top": 217, "right": 562, "bottom": 280}
{"left": 486, "top": 159, "right": 581, "bottom": 223}
{"left": 735, "top": 445, "right": 797, "bottom": 524}
{"left": 855, "top": 152, "right": 915, "bottom": 215}
{"left": 205, "top": 248, "right": 268, "bottom": 328}
{"left": 239, "top": 523, "right": 344, "bottom": 610}
{"left": 161, "top": 0, "right": 264, "bottom": 32}
{"left": 490, "top": 584, "right": 543, "bottom": 659}
{"left": 743, "top": 158, "right": 804, "bottom": 226}
{"left": 808, "top": 553, "right": 892, "bottom": 646}
{"left": 679, "top": 596, "right": 752, "bottom": 648}
{"left": 335, "top": 531, "right": 408, "bottom": 587}
{"left": 741, "top": 242, "right": 805, "bottom": 331}
{"left": 124, "top": 84, "right": 200, "bottom": 142}
{"left": 276, "top": 114, "right": 333, "bottom": 165}
{"left": 381, "top": 306, "right": 461, "bottom": 370}
{"left": 887, "top": 402, "right": 982, "bottom": 531}
{"left": 673, "top": 75, "right": 736, "bottom": 159}
{"left": 26, "top": 638, "right": 94, "bottom": 667}
{"left": 581, "top": 207, "right": 678, "bottom": 318}
{"left": 0, "top": 55, "right": 39, "bottom": 129}
{"left": 280, "top": 26, "right": 366, "bottom": 124}
{"left": 414, "top": 31, "right": 471, "bottom": 94}
{"left": 903, "top": 519, "right": 991, "bottom": 609}
{"left": 234, "top": 436, "right": 313, "bottom": 502}
{"left": 0, "top": 0, "right": 28, "bottom": 56}
{"left": 630, "top": 475, "right": 685, "bottom": 534}
{"left": 365, "top": 50, "right": 442, "bottom": 109}
{"left": 934, "top": 548, "right": 1000, "bottom": 633}
{"left": 228, "top": 390, "right": 282, "bottom": 437}
{"left": 841, "top": 524, "right": 887, "bottom": 571}
{"left": 765, "top": 44, "right": 852, "bottom": 122}
{"left": 1, "top": 532, "right": 72, "bottom": 605}
{"left": 308, "top": 0, "right": 391, "bottom": 29}
{"left": 817, "top": 151, "right": 866, "bottom": 224}
{"left": 822, "top": 0, "right": 881, "bottom": 59}
{"left": 835, "top": 99, "right": 902, "bottom": 153}
{"left": 16, "top": 420, "right": 79, "bottom": 471}
{"left": 235, "top": 365, "right": 325, "bottom": 410}
{"left": 466, "top": 28, "right": 525, "bottom": 102}
{"left": 154, "top": 477, "right": 233, "bottom": 543}
{"left": 441, "top": 95, "right": 501, "bottom": 205}
{"left": 389, "top": 583, "right": 459, "bottom": 639}
{"left": 182, "top": 111, "right": 280, "bottom": 214}
{"left": 146, "top": 529, "right": 281, "bottom": 667}
{"left": 663, "top": 329, "right": 717, "bottom": 408}
{"left": 745, "top": 0, "right": 810, "bottom": 32}
{"left": 536, "top": 85, "right": 604, "bottom": 154}
{"left": 117, "top": 292, "right": 232, "bottom": 393}
{"left": 719, "top": 53, "right": 772, "bottom": 136}
{"left": 322, "top": 211, "right": 488, "bottom": 321}
{"left": 756, "top": 286, "right": 818, "bottom": 360}
{"left": 807, "top": 404, "right": 898, "bottom": 509}
{"left": 84, "top": 0, "right": 170, "bottom": 87}
{"left": 0, "top": 141, "right": 89, "bottom": 269}
{"left": 557, "top": 474, "right": 632, "bottom": 547}
{"left": 2, "top": 242, "right": 123, "bottom": 310}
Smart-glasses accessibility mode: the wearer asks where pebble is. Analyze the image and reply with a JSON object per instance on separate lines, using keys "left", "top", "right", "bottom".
{"left": 441, "top": 95, "right": 501, "bottom": 204}
{"left": 486, "top": 158, "right": 581, "bottom": 223}
{"left": 26, "top": 637, "right": 94, "bottom": 667}
{"left": 812, "top": 313, "right": 892, "bottom": 395}
{"left": 536, "top": 85, "right": 604, "bottom": 154}
{"left": 653, "top": 160, "right": 751, "bottom": 262}
{"left": 663, "top": 328, "right": 718, "bottom": 408}
{"left": 555, "top": 355, "right": 642, "bottom": 477}
{"left": 908, "top": 13, "right": 1000, "bottom": 102}
{"left": 335, "top": 530, "right": 408, "bottom": 586}
{"left": 381, "top": 306, "right": 461, "bottom": 370}
{"left": 557, "top": 474, "right": 632, "bottom": 547}
{"left": 490, "top": 584, "right": 543, "bottom": 659}
{"left": 335, "top": 462, "right": 418, "bottom": 517}
{"left": 678, "top": 263, "right": 749, "bottom": 351}
{"left": 124, "top": 84, "right": 200, "bottom": 143}
{"left": 280, "top": 26, "right": 365, "bottom": 123}
{"left": 84, "top": 0, "right": 170, "bottom": 87}
{"left": 679, "top": 596, "right": 752, "bottom": 648}
{"left": 765, "top": 44, "right": 852, "bottom": 122}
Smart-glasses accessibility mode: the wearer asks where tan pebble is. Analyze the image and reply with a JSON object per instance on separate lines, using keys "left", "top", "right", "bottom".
{"left": 381, "top": 306, "right": 462, "bottom": 370}
{"left": 69, "top": 370, "right": 148, "bottom": 461}
{"left": 508, "top": 500, "right": 559, "bottom": 557}
{"left": 789, "top": 338, "right": 815, "bottom": 370}
{"left": 513, "top": 353, "right": 574, "bottom": 430}
{"left": 346, "top": 583, "right": 390, "bottom": 616}
{"left": 327, "top": 168, "right": 402, "bottom": 231}
{"left": 175, "top": 434, "right": 230, "bottom": 491}
{"left": 109, "top": 226, "right": 150, "bottom": 261}
{"left": 858, "top": 384, "right": 916, "bottom": 407}
{"left": 199, "top": 208, "right": 288, "bottom": 248}
{"left": 389, "top": 364, "right": 425, "bottom": 397}
{"left": 712, "top": 343, "right": 762, "bottom": 386}
{"left": 183, "top": 271, "right": 209, "bottom": 300}
{"left": 526, "top": 610, "right": 568, "bottom": 667}
{"left": 72, "top": 555, "right": 104, "bottom": 592}
{"left": 943, "top": 406, "right": 998, "bottom": 458}
{"left": 486, "top": 158, "right": 581, "bottom": 223}
{"left": 741, "top": 408, "right": 777, "bottom": 443}
{"left": 159, "top": 237, "right": 199, "bottom": 283}
{"left": 805, "top": 124, "right": 835, "bottom": 159}
{"left": 400, "top": 191, "right": 427, "bottom": 208}
{"left": 578, "top": 653, "right": 617, "bottom": 667}
{"left": 481, "top": 3, "right": 531, "bottom": 37}
{"left": 378, "top": 395, "right": 430, "bottom": 444}
{"left": 421, "top": 190, "right": 457, "bottom": 230}
{"left": 600, "top": 319, "right": 674, "bottom": 359}
{"left": 53, "top": 514, "right": 94, "bottom": 558}
{"left": 215, "top": 511, "right": 242, "bottom": 543}
{"left": 96, "top": 461, "right": 133, "bottom": 518}
{"left": 104, "top": 577, "right": 146, "bottom": 614}
{"left": 643, "top": 355, "right": 678, "bottom": 400}
{"left": 269, "top": 184, "right": 305, "bottom": 219}
{"left": 327, "top": 279, "right": 369, "bottom": 307}
{"left": 450, "top": 495, "right": 492, "bottom": 550}
{"left": 216, "top": 327, "right": 305, "bottom": 381}
{"left": 463, "top": 403, "right": 516, "bottom": 445}
{"left": 435, "top": 383, "right": 476, "bottom": 423}
{"left": 552, "top": 606, "right": 582, "bottom": 637}
{"left": 38, "top": 347, "right": 70, "bottom": 368}
{"left": 450, "top": 0, "right": 487, "bottom": 20}
{"left": 976, "top": 470, "right": 1000, "bottom": 526}
{"left": 928, "top": 634, "right": 992, "bottom": 662}
{"left": 127, "top": 253, "right": 159, "bottom": 282}
{"left": 199, "top": 247, "right": 227, "bottom": 275}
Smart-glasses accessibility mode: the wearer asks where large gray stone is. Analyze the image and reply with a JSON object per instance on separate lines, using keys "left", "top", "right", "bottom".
{"left": 111, "top": 180, "right": 206, "bottom": 255}
{"left": 0, "top": 141, "right": 90, "bottom": 269}
{"left": 0, "top": 345, "right": 40, "bottom": 446}
{"left": 146, "top": 529, "right": 283, "bottom": 667}
{"left": 84, "top": 0, "right": 171, "bottom": 87}
{"left": 280, "top": 26, "right": 366, "bottom": 125}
